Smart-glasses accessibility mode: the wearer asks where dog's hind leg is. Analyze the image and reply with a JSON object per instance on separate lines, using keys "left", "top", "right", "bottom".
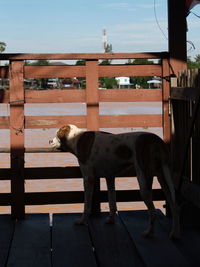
{"left": 75, "top": 175, "right": 95, "bottom": 225}
{"left": 157, "top": 165, "right": 180, "bottom": 239}
{"left": 136, "top": 171, "right": 156, "bottom": 238}
{"left": 105, "top": 176, "right": 117, "bottom": 224}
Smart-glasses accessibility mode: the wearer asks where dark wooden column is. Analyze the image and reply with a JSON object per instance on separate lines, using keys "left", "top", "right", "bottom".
{"left": 9, "top": 60, "right": 25, "bottom": 219}
{"left": 168, "top": 0, "right": 187, "bottom": 75}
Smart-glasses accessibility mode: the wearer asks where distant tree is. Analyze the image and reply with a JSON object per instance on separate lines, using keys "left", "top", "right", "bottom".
{"left": 100, "top": 43, "right": 113, "bottom": 65}
{"left": 0, "top": 41, "right": 6, "bottom": 53}
{"left": 126, "top": 59, "right": 154, "bottom": 88}
{"left": 187, "top": 54, "right": 200, "bottom": 69}
{"left": 75, "top": 60, "right": 85, "bottom": 65}
{"left": 100, "top": 77, "right": 117, "bottom": 89}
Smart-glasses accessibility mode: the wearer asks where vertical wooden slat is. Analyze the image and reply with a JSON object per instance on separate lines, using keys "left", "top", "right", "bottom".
{"left": 85, "top": 60, "right": 100, "bottom": 213}
{"left": 162, "top": 58, "right": 171, "bottom": 143}
{"left": 86, "top": 60, "right": 99, "bottom": 131}
{"left": 9, "top": 60, "right": 25, "bottom": 219}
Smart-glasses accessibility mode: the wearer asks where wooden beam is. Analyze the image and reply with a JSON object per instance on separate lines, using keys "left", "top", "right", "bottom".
{"left": 25, "top": 89, "right": 86, "bottom": 103}
{"left": 9, "top": 60, "right": 25, "bottom": 219}
{"left": 86, "top": 60, "right": 99, "bottom": 131}
{"left": 24, "top": 64, "right": 162, "bottom": 79}
{"left": 0, "top": 52, "right": 168, "bottom": 61}
{"left": 100, "top": 89, "right": 162, "bottom": 102}
{"left": 168, "top": 0, "right": 187, "bottom": 75}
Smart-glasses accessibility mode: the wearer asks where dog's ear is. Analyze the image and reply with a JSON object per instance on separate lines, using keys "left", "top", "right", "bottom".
{"left": 57, "top": 125, "right": 71, "bottom": 140}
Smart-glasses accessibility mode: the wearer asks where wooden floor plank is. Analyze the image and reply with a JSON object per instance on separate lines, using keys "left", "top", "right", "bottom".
{"left": 6, "top": 214, "right": 51, "bottom": 267}
{"left": 119, "top": 210, "right": 190, "bottom": 267}
{"left": 156, "top": 210, "right": 200, "bottom": 266}
{"left": 89, "top": 212, "right": 145, "bottom": 267}
{"left": 0, "top": 215, "right": 15, "bottom": 267}
{"left": 52, "top": 213, "right": 97, "bottom": 267}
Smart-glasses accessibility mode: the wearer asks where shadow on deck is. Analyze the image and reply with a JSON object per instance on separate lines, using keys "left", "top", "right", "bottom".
{"left": 0, "top": 210, "right": 199, "bottom": 267}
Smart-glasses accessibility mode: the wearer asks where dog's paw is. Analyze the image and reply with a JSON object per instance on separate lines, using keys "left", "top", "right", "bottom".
{"left": 74, "top": 217, "right": 88, "bottom": 226}
{"left": 105, "top": 215, "right": 115, "bottom": 224}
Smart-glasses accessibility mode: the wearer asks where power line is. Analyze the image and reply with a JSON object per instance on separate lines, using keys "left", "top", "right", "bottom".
{"left": 153, "top": 0, "right": 168, "bottom": 40}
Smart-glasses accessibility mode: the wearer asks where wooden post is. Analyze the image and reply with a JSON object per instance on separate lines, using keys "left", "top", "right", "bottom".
{"left": 9, "top": 60, "right": 25, "bottom": 219}
{"left": 162, "top": 58, "right": 171, "bottom": 143}
{"left": 168, "top": 0, "right": 187, "bottom": 75}
{"left": 85, "top": 59, "right": 100, "bottom": 213}
{"left": 86, "top": 60, "right": 99, "bottom": 131}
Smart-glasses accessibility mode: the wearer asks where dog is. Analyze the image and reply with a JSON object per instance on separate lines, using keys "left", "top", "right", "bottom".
{"left": 49, "top": 124, "right": 180, "bottom": 239}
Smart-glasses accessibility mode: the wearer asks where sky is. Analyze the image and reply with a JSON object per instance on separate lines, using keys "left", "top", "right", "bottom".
{"left": 0, "top": 0, "right": 200, "bottom": 58}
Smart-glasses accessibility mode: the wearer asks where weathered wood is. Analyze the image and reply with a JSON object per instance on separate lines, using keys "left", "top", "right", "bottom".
{"left": 25, "top": 89, "right": 86, "bottom": 103}
{"left": 0, "top": 52, "right": 168, "bottom": 60}
{"left": 9, "top": 60, "right": 25, "bottom": 219}
{"left": 0, "top": 116, "right": 9, "bottom": 128}
{"left": 23, "top": 64, "right": 162, "bottom": 79}
{"left": 171, "top": 87, "right": 199, "bottom": 101}
{"left": 24, "top": 89, "right": 162, "bottom": 104}
{"left": 0, "top": 193, "right": 11, "bottom": 205}
{"left": 86, "top": 60, "right": 99, "bottom": 131}
{"left": 119, "top": 210, "right": 190, "bottom": 267}
{"left": 6, "top": 214, "right": 51, "bottom": 267}
{"left": 100, "top": 114, "right": 162, "bottom": 128}
{"left": 89, "top": 213, "right": 144, "bottom": 267}
{"left": 100, "top": 89, "right": 162, "bottom": 102}
{"left": 25, "top": 115, "right": 86, "bottom": 129}
{"left": 24, "top": 65, "right": 86, "bottom": 79}
{"left": 168, "top": 0, "right": 187, "bottom": 74}
{"left": 23, "top": 189, "right": 164, "bottom": 205}
{"left": 52, "top": 213, "right": 97, "bottom": 267}
{"left": 0, "top": 215, "right": 14, "bottom": 267}
{"left": 99, "top": 64, "right": 162, "bottom": 77}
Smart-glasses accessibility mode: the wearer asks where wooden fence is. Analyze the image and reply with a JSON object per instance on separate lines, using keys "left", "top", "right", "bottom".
{"left": 171, "top": 68, "right": 200, "bottom": 217}
{"left": 0, "top": 52, "right": 170, "bottom": 218}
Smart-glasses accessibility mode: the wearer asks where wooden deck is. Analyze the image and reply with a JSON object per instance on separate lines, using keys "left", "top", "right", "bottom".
{"left": 0, "top": 209, "right": 199, "bottom": 267}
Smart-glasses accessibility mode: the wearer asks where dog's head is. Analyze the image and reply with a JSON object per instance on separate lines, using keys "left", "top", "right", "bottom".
{"left": 49, "top": 124, "right": 82, "bottom": 152}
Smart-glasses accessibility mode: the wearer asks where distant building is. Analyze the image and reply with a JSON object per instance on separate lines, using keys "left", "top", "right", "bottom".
{"left": 61, "top": 78, "right": 80, "bottom": 89}
{"left": 115, "top": 77, "right": 133, "bottom": 89}
{"left": 147, "top": 77, "right": 162, "bottom": 89}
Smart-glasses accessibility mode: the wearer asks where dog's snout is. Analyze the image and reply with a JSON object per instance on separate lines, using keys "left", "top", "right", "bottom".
{"left": 49, "top": 139, "right": 53, "bottom": 145}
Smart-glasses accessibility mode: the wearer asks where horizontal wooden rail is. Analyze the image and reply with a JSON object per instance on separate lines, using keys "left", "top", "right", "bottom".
{"left": 0, "top": 89, "right": 162, "bottom": 104}
{"left": 0, "top": 64, "right": 162, "bottom": 78}
{"left": 0, "top": 166, "right": 138, "bottom": 180}
{"left": 0, "top": 114, "right": 162, "bottom": 129}
{"left": 23, "top": 64, "right": 162, "bottom": 79}
{"left": 0, "top": 52, "right": 168, "bottom": 61}
{"left": 0, "top": 189, "right": 165, "bottom": 206}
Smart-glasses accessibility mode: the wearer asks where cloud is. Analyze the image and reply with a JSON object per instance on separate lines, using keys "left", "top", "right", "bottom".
{"left": 136, "top": 4, "right": 160, "bottom": 9}
{"left": 101, "top": 2, "right": 136, "bottom": 11}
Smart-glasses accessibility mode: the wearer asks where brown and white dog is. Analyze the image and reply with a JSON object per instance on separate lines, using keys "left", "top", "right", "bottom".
{"left": 49, "top": 124, "right": 180, "bottom": 239}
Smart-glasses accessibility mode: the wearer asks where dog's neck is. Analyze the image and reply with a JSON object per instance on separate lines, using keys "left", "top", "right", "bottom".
{"left": 67, "top": 126, "right": 85, "bottom": 154}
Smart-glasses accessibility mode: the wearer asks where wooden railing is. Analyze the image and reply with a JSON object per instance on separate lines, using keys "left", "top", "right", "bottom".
{"left": 0, "top": 52, "right": 170, "bottom": 218}
{"left": 171, "top": 69, "right": 200, "bottom": 214}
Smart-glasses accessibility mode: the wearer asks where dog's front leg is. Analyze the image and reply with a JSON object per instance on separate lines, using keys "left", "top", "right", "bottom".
{"left": 105, "top": 176, "right": 117, "bottom": 224}
{"left": 75, "top": 175, "right": 95, "bottom": 225}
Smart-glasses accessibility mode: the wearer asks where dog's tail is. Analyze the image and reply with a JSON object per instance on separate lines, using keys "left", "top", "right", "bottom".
{"left": 161, "top": 164, "right": 176, "bottom": 203}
